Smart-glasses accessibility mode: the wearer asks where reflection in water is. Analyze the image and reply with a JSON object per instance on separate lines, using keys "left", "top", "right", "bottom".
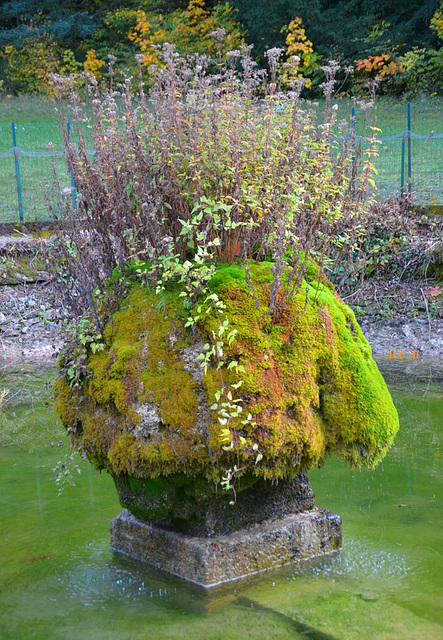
{"left": 56, "top": 535, "right": 411, "bottom": 610}
{"left": 59, "top": 543, "right": 182, "bottom": 605}
{"left": 296, "top": 538, "right": 411, "bottom": 582}
{"left": 0, "top": 360, "right": 442, "bottom": 639}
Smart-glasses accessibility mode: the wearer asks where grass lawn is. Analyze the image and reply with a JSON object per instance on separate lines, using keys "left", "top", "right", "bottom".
{"left": 0, "top": 94, "right": 442, "bottom": 223}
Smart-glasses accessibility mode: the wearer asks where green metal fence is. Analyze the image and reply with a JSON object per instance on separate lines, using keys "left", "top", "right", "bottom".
{"left": 0, "top": 122, "right": 72, "bottom": 223}
{"left": 0, "top": 101, "right": 442, "bottom": 222}
{"left": 355, "top": 101, "right": 443, "bottom": 204}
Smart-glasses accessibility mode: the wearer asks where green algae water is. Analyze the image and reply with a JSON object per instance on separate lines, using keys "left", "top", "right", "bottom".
{"left": 0, "top": 361, "right": 442, "bottom": 640}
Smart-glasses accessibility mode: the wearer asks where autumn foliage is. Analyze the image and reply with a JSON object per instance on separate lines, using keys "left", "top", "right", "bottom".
{"left": 354, "top": 54, "right": 404, "bottom": 78}
{"left": 128, "top": 0, "right": 244, "bottom": 69}
{"left": 281, "top": 17, "right": 318, "bottom": 89}
{"left": 83, "top": 49, "right": 106, "bottom": 79}
{"left": 0, "top": 0, "right": 442, "bottom": 96}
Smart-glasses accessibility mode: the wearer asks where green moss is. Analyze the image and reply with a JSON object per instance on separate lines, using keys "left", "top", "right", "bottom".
{"left": 55, "top": 263, "right": 399, "bottom": 484}
{"left": 55, "top": 285, "right": 208, "bottom": 477}
{"left": 53, "top": 373, "right": 78, "bottom": 427}
{"left": 199, "top": 262, "right": 399, "bottom": 478}
{"left": 0, "top": 255, "right": 46, "bottom": 284}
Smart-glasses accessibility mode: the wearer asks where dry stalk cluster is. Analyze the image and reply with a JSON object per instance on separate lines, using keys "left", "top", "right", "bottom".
{"left": 48, "top": 41, "right": 379, "bottom": 328}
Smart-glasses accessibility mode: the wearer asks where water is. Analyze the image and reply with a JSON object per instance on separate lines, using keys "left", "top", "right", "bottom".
{"left": 0, "top": 361, "right": 442, "bottom": 640}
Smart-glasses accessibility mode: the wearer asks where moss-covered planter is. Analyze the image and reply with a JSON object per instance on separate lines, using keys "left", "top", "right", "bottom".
{"left": 55, "top": 261, "right": 398, "bottom": 573}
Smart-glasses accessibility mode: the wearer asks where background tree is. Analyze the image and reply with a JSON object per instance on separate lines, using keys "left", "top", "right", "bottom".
{"left": 281, "top": 16, "right": 318, "bottom": 89}
{"left": 0, "top": 0, "right": 441, "bottom": 95}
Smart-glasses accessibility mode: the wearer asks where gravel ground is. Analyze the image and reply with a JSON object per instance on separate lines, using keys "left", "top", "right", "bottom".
{"left": 1, "top": 232, "right": 442, "bottom": 368}
{"left": 1, "top": 279, "right": 443, "bottom": 370}
{"left": 359, "top": 316, "right": 443, "bottom": 360}
{"left": 0, "top": 281, "right": 66, "bottom": 368}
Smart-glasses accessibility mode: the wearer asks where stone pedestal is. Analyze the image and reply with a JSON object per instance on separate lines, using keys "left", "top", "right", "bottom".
{"left": 112, "top": 472, "right": 317, "bottom": 536}
{"left": 109, "top": 507, "right": 342, "bottom": 587}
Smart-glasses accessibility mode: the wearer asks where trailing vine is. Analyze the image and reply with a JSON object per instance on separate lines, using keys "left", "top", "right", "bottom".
{"left": 150, "top": 199, "right": 261, "bottom": 498}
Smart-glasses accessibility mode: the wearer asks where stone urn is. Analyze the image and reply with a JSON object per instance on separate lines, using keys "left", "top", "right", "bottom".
{"left": 55, "top": 262, "right": 398, "bottom": 585}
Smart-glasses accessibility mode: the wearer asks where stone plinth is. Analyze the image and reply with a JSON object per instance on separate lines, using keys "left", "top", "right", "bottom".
{"left": 109, "top": 507, "right": 342, "bottom": 587}
{"left": 112, "top": 472, "right": 316, "bottom": 536}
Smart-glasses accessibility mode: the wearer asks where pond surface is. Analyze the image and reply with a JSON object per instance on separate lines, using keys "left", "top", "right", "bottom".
{"left": 0, "top": 360, "right": 442, "bottom": 640}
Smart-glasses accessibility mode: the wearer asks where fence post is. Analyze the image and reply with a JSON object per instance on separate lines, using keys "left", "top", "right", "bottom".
{"left": 401, "top": 132, "right": 406, "bottom": 194}
{"left": 67, "top": 121, "right": 77, "bottom": 211}
{"left": 11, "top": 122, "right": 24, "bottom": 222}
{"left": 351, "top": 106, "right": 356, "bottom": 195}
{"left": 407, "top": 103, "right": 412, "bottom": 195}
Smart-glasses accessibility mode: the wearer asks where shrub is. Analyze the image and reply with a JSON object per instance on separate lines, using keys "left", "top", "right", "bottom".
{"left": 83, "top": 48, "right": 106, "bottom": 79}
{"left": 49, "top": 41, "right": 377, "bottom": 326}
{"left": 2, "top": 35, "right": 80, "bottom": 95}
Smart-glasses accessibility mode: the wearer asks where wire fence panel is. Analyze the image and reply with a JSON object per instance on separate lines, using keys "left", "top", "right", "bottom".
{"left": 373, "top": 134, "right": 405, "bottom": 199}
{"left": 0, "top": 122, "right": 72, "bottom": 222}
{"left": 17, "top": 125, "right": 62, "bottom": 220}
{"left": 0, "top": 102, "right": 442, "bottom": 222}
{"left": 351, "top": 101, "right": 443, "bottom": 204}
{"left": 411, "top": 135, "right": 443, "bottom": 204}
{"left": 0, "top": 127, "right": 19, "bottom": 223}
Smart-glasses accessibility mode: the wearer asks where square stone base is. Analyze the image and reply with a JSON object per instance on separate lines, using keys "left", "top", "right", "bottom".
{"left": 109, "top": 507, "right": 342, "bottom": 587}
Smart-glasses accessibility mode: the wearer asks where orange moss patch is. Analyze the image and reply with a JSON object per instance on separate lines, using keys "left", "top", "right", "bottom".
{"left": 55, "top": 262, "right": 399, "bottom": 483}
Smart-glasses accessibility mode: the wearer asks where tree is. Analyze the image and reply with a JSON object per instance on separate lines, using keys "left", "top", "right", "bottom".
{"left": 129, "top": 0, "right": 245, "bottom": 67}
{"left": 232, "top": 0, "right": 439, "bottom": 62}
{"left": 0, "top": 1, "right": 98, "bottom": 47}
{"left": 281, "top": 16, "right": 318, "bottom": 89}
{"left": 2, "top": 35, "right": 80, "bottom": 94}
